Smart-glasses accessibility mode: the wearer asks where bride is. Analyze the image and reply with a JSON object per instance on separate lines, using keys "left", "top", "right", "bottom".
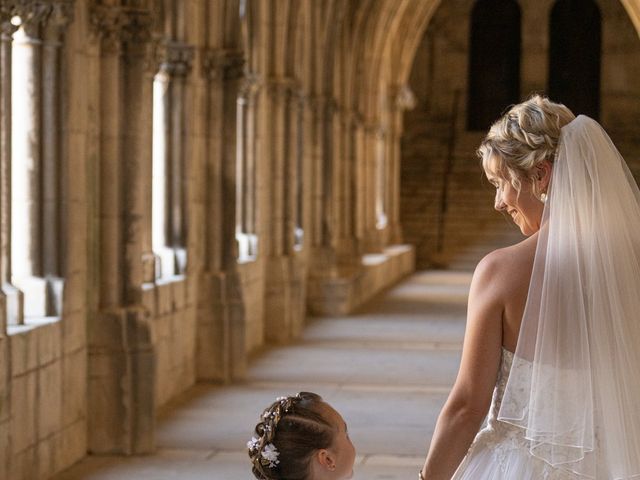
{"left": 420, "top": 95, "right": 640, "bottom": 479}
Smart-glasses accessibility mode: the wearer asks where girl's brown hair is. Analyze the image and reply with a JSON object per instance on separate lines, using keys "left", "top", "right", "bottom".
{"left": 248, "top": 392, "right": 335, "bottom": 480}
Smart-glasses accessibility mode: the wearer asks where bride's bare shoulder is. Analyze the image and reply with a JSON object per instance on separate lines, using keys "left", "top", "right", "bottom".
{"left": 474, "top": 234, "right": 537, "bottom": 289}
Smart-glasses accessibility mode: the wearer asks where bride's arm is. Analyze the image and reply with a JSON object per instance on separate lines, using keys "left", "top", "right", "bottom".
{"left": 420, "top": 252, "right": 505, "bottom": 480}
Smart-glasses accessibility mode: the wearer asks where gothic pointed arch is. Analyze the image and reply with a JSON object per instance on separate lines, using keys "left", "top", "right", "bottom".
{"left": 548, "top": 0, "right": 601, "bottom": 119}
{"left": 467, "top": 0, "right": 521, "bottom": 131}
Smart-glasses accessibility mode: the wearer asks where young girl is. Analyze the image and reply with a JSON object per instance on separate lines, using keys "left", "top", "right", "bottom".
{"left": 248, "top": 392, "right": 356, "bottom": 480}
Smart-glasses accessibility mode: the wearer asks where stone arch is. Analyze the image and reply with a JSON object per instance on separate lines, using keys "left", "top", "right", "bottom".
{"left": 467, "top": 0, "right": 521, "bottom": 130}
{"left": 549, "top": 0, "right": 601, "bottom": 118}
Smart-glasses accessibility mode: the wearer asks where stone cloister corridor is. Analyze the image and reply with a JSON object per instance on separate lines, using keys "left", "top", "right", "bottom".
{"left": 53, "top": 271, "right": 470, "bottom": 480}
{"left": 1, "top": 0, "right": 640, "bottom": 479}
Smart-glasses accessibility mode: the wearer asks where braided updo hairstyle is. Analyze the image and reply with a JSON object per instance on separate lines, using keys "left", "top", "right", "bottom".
{"left": 247, "top": 392, "right": 335, "bottom": 480}
{"left": 478, "top": 94, "right": 575, "bottom": 195}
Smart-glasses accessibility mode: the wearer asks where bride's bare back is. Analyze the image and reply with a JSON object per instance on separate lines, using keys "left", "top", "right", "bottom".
{"left": 494, "top": 232, "right": 538, "bottom": 353}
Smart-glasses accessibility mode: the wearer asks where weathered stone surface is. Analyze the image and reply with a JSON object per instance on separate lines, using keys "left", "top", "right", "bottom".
{"left": 10, "top": 371, "right": 37, "bottom": 454}
{"left": 3, "top": 1, "right": 639, "bottom": 478}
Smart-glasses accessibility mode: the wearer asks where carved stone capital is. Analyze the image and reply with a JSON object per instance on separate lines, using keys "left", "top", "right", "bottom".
{"left": 89, "top": 3, "right": 153, "bottom": 55}
{"left": 1, "top": 5, "right": 19, "bottom": 39}
{"left": 89, "top": 4, "right": 125, "bottom": 53}
{"left": 120, "top": 7, "right": 152, "bottom": 51}
{"left": 12, "top": 0, "right": 52, "bottom": 38}
{"left": 390, "top": 84, "right": 416, "bottom": 111}
{"left": 266, "top": 77, "right": 296, "bottom": 102}
{"left": 201, "top": 48, "right": 245, "bottom": 82}
{"left": 291, "top": 88, "right": 307, "bottom": 109}
{"left": 154, "top": 40, "right": 194, "bottom": 77}
{"left": 239, "top": 70, "right": 260, "bottom": 98}
{"left": 43, "top": 0, "right": 74, "bottom": 43}
{"left": 348, "top": 111, "right": 364, "bottom": 129}
{"left": 364, "top": 123, "right": 384, "bottom": 137}
{"left": 308, "top": 94, "right": 332, "bottom": 114}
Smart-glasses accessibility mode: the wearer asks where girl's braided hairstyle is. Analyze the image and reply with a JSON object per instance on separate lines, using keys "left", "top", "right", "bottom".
{"left": 248, "top": 392, "right": 335, "bottom": 480}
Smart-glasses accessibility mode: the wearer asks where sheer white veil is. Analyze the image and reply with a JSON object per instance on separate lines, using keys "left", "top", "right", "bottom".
{"left": 497, "top": 115, "right": 640, "bottom": 479}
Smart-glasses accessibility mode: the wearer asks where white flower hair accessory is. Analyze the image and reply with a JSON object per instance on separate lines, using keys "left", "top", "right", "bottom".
{"left": 261, "top": 443, "right": 280, "bottom": 468}
{"left": 246, "top": 436, "right": 260, "bottom": 452}
{"left": 248, "top": 394, "right": 305, "bottom": 472}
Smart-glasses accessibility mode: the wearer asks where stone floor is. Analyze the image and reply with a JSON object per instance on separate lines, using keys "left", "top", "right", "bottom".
{"left": 53, "top": 270, "right": 471, "bottom": 480}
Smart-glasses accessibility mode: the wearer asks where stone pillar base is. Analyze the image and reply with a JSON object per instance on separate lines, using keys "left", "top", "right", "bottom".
{"left": 263, "top": 255, "right": 307, "bottom": 344}
{"left": 196, "top": 270, "right": 247, "bottom": 383}
{"left": 307, "top": 244, "right": 415, "bottom": 316}
{"left": 88, "top": 306, "right": 155, "bottom": 455}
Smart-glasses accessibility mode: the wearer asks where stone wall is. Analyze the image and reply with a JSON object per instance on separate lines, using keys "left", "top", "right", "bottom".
{"left": 3, "top": 0, "right": 638, "bottom": 478}
{"left": 0, "top": 2, "right": 422, "bottom": 478}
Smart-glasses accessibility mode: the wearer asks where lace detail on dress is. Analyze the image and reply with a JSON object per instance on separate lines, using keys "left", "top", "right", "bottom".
{"left": 453, "top": 348, "right": 577, "bottom": 480}
{"left": 474, "top": 349, "right": 531, "bottom": 468}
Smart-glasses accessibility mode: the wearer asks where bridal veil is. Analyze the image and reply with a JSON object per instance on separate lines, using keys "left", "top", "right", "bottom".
{"left": 497, "top": 115, "right": 640, "bottom": 479}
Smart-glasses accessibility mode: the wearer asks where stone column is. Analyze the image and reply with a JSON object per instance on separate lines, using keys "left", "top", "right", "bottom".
{"left": 388, "top": 85, "right": 415, "bottom": 244}
{"left": 0, "top": 7, "right": 17, "bottom": 476}
{"left": 338, "top": 110, "right": 360, "bottom": 264}
{"left": 308, "top": 94, "right": 328, "bottom": 248}
{"left": 361, "top": 123, "right": 380, "bottom": 252}
{"left": 0, "top": 6, "right": 21, "bottom": 327}
{"left": 196, "top": 48, "right": 247, "bottom": 382}
{"left": 264, "top": 77, "right": 296, "bottom": 344}
{"left": 353, "top": 116, "right": 366, "bottom": 244}
{"left": 11, "top": 3, "right": 50, "bottom": 318}
{"left": 387, "top": 110, "right": 403, "bottom": 243}
{"left": 41, "top": 1, "right": 73, "bottom": 315}
{"left": 152, "top": 40, "right": 194, "bottom": 274}
{"left": 262, "top": 78, "right": 310, "bottom": 343}
{"left": 307, "top": 99, "right": 365, "bottom": 315}
{"left": 88, "top": 3, "right": 156, "bottom": 455}
{"left": 120, "top": 8, "right": 155, "bottom": 301}
{"left": 326, "top": 107, "right": 360, "bottom": 266}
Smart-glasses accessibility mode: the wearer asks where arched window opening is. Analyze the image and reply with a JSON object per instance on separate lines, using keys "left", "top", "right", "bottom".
{"left": 235, "top": 84, "right": 259, "bottom": 261}
{"left": 467, "top": 0, "right": 521, "bottom": 131}
{"left": 236, "top": 0, "right": 258, "bottom": 262}
{"left": 548, "top": 0, "right": 601, "bottom": 119}
{"left": 151, "top": 43, "right": 191, "bottom": 280}
{"left": 152, "top": 69, "right": 175, "bottom": 279}
{"left": 8, "top": 9, "right": 67, "bottom": 324}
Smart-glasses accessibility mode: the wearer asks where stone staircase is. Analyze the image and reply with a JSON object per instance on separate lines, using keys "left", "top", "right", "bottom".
{"left": 402, "top": 115, "right": 640, "bottom": 272}
{"left": 402, "top": 115, "right": 524, "bottom": 272}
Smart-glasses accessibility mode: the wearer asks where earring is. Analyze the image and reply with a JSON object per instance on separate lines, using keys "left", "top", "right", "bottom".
{"left": 540, "top": 192, "right": 547, "bottom": 203}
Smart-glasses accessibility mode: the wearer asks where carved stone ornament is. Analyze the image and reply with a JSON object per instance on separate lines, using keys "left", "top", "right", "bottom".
{"left": 43, "top": 1, "right": 74, "bottom": 43}
{"left": 12, "top": 0, "right": 53, "bottom": 38}
{"left": 1, "top": 3, "right": 20, "bottom": 38}
{"left": 308, "top": 94, "right": 332, "bottom": 115}
{"left": 239, "top": 70, "right": 261, "bottom": 98}
{"left": 120, "top": 7, "right": 152, "bottom": 50}
{"left": 89, "top": 3, "right": 153, "bottom": 55}
{"left": 291, "top": 87, "right": 307, "bottom": 109}
{"left": 266, "top": 77, "right": 296, "bottom": 103}
{"left": 154, "top": 39, "right": 194, "bottom": 77}
{"left": 201, "top": 48, "right": 245, "bottom": 81}
{"left": 391, "top": 84, "right": 416, "bottom": 111}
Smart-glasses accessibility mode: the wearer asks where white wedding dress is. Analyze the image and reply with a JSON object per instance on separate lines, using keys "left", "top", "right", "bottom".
{"left": 451, "top": 348, "right": 576, "bottom": 480}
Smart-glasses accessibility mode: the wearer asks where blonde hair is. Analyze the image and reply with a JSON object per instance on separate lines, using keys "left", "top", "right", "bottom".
{"left": 478, "top": 94, "right": 575, "bottom": 193}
